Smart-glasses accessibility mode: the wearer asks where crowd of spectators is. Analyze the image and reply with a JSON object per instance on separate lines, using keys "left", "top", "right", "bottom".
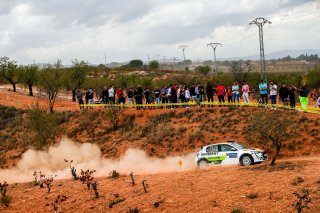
{"left": 76, "top": 81, "right": 320, "bottom": 110}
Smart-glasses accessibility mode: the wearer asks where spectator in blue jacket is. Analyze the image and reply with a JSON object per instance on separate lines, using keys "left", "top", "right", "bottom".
{"left": 259, "top": 80, "right": 268, "bottom": 104}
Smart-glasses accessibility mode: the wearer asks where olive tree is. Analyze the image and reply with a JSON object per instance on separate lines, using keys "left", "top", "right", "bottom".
{"left": 246, "top": 110, "right": 298, "bottom": 166}
{"left": 18, "top": 65, "right": 39, "bottom": 96}
{"left": 149, "top": 60, "right": 159, "bottom": 70}
{"left": 128, "top": 59, "right": 143, "bottom": 69}
{"left": 69, "top": 59, "right": 88, "bottom": 101}
{"left": 0, "top": 56, "right": 19, "bottom": 92}
{"left": 38, "top": 60, "right": 63, "bottom": 113}
{"left": 195, "top": 66, "right": 211, "bottom": 76}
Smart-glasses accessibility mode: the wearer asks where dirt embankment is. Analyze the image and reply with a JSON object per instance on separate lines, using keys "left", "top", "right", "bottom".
{"left": 0, "top": 89, "right": 320, "bottom": 169}
{"left": 1, "top": 157, "right": 319, "bottom": 212}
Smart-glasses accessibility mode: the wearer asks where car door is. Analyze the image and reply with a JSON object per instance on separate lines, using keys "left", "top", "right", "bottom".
{"left": 205, "top": 145, "right": 225, "bottom": 164}
{"left": 218, "top": 144, "right": 239, "bottom": 165}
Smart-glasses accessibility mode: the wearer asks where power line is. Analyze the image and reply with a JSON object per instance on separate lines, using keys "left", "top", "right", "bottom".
{"left": 249, "top": 17, "right": 271, "bottom": 81}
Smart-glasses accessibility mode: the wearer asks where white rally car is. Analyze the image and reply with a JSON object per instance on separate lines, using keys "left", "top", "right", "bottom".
{"left": 196, "top": 142, "right": 268, "bottom": 167}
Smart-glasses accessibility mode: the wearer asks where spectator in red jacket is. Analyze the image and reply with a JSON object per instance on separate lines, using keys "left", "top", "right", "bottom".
{"left": 227, "top": 85, "right": 232, "bottom": 103}
{"left": 217, "top": 82, "right": 225, "bottom": 103}
{"left": 116, "top": 87, "right": 125, "bottom": 104}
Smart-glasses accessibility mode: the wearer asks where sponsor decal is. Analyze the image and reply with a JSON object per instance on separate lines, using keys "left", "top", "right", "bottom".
{"left": 201, "top": 152, "right": 219, "bottom": 156}
{"left": 206, "top": 156, "right": 226, "bottom": 161}
{"left": 228, "top": 153, "right": 238, "bottom": 158}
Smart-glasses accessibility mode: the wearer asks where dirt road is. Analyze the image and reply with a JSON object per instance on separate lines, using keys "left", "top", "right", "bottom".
{"left": 1, "top": 157, "right": 319, "bottom": 212}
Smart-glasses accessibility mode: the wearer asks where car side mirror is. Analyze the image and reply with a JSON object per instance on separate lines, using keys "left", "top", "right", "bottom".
{"left": 230, "top": 148, "right": 237, "bottom": 151}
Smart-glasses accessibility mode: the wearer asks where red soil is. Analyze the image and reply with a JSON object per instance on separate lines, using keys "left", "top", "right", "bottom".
{"left": 1, "top": 157, "right": 319, "bottom": 212}
{"left": 0, "top": 86, "right": 79, "bottom": 111}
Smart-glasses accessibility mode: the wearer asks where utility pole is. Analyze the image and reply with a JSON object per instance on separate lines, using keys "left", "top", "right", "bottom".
{"left": 104, "top": 53, "right": 108, "bottom": 77}
{"left": 162, "top": 56, "right": 167, "bottom": 69}
{"left": 162, "top": 56, "right": 166, "bottom": 65}
{"left": 172, "top": 57, "right": 178, "bottom": 71}
{"left": 179, "top": 45, "right": 188, "bottom": 71}
{"left": 207, "top": 43, "right": 222, "bottom": 77}
{"left": 104, "top": 54, "right": 107, "bottom": 65}
{"left": 156, "top": 54, "right": 160, "bottom": 62}
{"left": 249, "top": 17, "right": 271, "bottom": 81}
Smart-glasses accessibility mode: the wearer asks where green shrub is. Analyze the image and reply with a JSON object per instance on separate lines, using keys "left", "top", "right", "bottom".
{"left": 292, "top": 177, "right": 304, "bottom": 186}
{"left": 148, "top": 112, "right": 175, "bottom": 124}
{"left": 1, "top": 194, "right": 11, "bottom": 207}
{"left": 231, "top": 208, "right": 245, "bottom": 213}
{"left": 246, "top": 193, "right": 258, "bottom": 199}
{"left": 189, "top": 130, "right": 204, "bottom": 144}
{"left": 0, "top": 106, "right": 23, "bottom": 130}
{"left": 288, "top": 142, "right": 295, "bottom": 151}
{"left": 178, "top": 127, "right": 187, "bottom": 134}
{"left": 109, "top": 170, "right": 120, "bottom": 179}
{"left": 147, "top": 124, "right": 175, "bottom": 144}
{"left": 127, "top": 208, "right": 140, "bottom": 213}
{"left": 26, "top": 102, "right": 60, "bottom": 148}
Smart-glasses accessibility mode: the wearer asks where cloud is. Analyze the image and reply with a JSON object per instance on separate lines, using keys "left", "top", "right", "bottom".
{"left": 0, "top": 0, "right": 319, "bottom": 64}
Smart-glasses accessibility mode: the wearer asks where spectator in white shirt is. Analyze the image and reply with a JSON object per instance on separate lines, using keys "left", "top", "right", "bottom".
{"left": 269, "top": 81, "right": 277, "bottom": 105}
{"left": 185, "top": 88, "right": 191, "bottom": 102}
{"left": 108, "top": 86, "right": 115, "bottom": 104}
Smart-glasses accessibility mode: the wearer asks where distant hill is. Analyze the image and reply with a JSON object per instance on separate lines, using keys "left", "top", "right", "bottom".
{"left": 224, "top": 49, "right": 320, "bottom": 61}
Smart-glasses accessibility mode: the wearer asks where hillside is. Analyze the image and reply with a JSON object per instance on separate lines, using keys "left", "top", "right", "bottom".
{"left": 0, "top": 90, "right": 320, "bottom": 212}
{"left": 0, "top": 98, "right": 319, "bottom": 169}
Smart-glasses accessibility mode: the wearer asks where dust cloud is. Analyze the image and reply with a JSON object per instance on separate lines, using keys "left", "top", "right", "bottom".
{"left": 0, "top": 138, "right": 196, "bottom": 183}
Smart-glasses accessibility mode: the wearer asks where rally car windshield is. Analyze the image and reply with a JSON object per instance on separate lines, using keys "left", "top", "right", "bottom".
{"left": 231, "top": 142, "right": 247, "bottom": 150}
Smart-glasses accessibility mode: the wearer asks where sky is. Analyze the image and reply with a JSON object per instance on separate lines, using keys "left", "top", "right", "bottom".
{"left": 0, "top": 0, "right": 319, "bottom": 65}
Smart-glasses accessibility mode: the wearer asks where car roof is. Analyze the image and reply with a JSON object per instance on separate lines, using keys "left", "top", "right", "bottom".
{"left": 202, "top": 142, "right": 234, "bottom": 148}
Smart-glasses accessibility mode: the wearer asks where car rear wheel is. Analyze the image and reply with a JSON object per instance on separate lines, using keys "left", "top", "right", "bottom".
{"left": 241, "top": 156, "right": 253, "bottom": 166}
{"left": 198, "top": 160, "right": 208, "bottom": 168}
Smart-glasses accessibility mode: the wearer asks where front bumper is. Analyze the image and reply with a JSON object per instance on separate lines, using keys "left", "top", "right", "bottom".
{"left": 252, "top": 152, "right": 268, "bottom": 162}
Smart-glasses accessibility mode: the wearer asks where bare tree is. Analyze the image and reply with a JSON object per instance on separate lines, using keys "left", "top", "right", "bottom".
{"left": 230, "top": 60, "right": 252, "bottom": 82}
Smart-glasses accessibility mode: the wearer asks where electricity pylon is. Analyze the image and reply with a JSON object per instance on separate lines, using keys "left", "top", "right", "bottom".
{"left": 207, "top": 43, "right": 222, "bottom": 77}
{"left": 179, "top": 45, "right": 188, "bottom": 71}
{"left": 249, "top": 17, "right": 271, "bottom": 81}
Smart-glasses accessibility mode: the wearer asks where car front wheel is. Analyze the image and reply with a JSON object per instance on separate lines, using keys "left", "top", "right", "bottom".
{"left": 198, "top": 160, "right": 208, "bottom": 168}
{"left": 241, "top": 156, "right": 253, "bottom": 166}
